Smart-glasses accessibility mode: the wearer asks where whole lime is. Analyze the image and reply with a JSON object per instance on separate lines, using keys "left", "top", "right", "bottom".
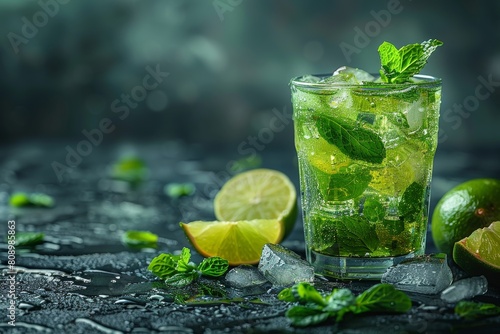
{"left": 431, "top": 178, "right": 500, "bottom": 255}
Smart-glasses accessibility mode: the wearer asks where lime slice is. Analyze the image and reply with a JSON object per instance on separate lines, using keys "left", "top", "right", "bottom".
{"left": 453, "top": 221, "right": 500, "bottom": 285}
{"left": 306, "top": 137, "right": 350, "bottom": 174}
{"left": 180, "top": 219, "right": 284, "bottom": 265}
{"left": 369, "top": 145, "right": 416, "bottom": 196}
{"left": 214, "top": 169, "right": 297, "bottom": 238}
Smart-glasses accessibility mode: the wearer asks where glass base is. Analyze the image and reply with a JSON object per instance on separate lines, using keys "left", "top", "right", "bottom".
{"left": 307, "top": 249, "right": 424, "bottom": 280}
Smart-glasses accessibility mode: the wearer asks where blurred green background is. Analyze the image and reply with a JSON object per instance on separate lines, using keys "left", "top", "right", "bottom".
{"left": 1, "top": 0, "right": 499, "bottom": 152}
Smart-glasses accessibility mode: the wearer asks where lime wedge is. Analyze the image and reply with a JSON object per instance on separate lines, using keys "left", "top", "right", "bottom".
{"left": 214, "top": 169, "right": 297, "bottom": 238}
{"left": 453, "top": 221, "right": 500, "bottom": 286}
{"left": 180, "top": 219, "right": 284, "bottom": 265}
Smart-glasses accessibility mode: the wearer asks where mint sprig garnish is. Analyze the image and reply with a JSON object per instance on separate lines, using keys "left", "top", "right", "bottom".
{"left": 279, "top": 283, "right": 411, "bottom": 327}
{"left": 378, "top": 39, "right": 443, "bottom": 83}
{"left": 148, "top": 247, "right": 229, "bottom": 287}
{"left": 316, "top": 115, "right": 386, "bottom": 164}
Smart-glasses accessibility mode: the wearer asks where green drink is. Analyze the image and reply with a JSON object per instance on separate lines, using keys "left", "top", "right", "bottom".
{"left": 291, "top": 41, "right": 443, "bottom": 279}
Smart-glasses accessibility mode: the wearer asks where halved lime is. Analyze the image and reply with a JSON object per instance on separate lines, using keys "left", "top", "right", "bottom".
{"left": 432, "top": 178, "right": 500, "bottom": 255}
{"left": 214, "top": 169, "right": 297, "bottom": 238}
{"left": 453, "top": 221, "right": 500, "bottom": 285}
{"left": 180, "top": 219, "right": 284, "bottom": 265}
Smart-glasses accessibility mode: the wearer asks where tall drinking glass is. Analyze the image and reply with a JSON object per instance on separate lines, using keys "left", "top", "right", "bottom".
{"left": 291, "top": 74, "right": 442, "bottom": 279}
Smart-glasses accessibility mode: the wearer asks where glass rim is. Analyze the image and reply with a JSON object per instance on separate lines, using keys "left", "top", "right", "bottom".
{"left": 290, "top": 73, "right": 442, "bottom": 89}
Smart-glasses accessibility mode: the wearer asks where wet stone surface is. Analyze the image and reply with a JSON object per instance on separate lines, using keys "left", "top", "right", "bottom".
{"left": 1, "top": 142, "right": 500, "bottom": 333}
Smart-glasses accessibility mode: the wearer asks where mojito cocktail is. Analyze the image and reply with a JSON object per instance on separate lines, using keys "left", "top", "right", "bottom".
{"left": 291, "top": 66, "right": 442, "bottom": 279}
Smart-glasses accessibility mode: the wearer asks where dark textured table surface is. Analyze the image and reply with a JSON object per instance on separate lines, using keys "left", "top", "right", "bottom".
{"left": 1, "top": 141, "right": 500, "bottom": 333}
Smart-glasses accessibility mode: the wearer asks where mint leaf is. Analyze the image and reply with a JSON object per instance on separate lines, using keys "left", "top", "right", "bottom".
{"left": 122, "top": 230, "right": 158, "bottom": 249}
{"left": 397, "top": 43, "right": 424, "bottom": 82}
{"left": 336, "top": 216, "right": 380, "bottom": 255}
{"left": 353, "top": 283, "right": 412, "bottom": 314}
{"left": 382, "top": 219, "right": 405, "bottom": 235}
{"left": 148, "top": 249, "right": 229, "bottom": 287}
{"left": 316, "top": 115, "right": 386, "bottom": 164}
{"left": 165, "top": 183, "right": 195, "bottom": 199}
{"left": 176, "top": 247, "right": 196, "bottom": 272}
{"left": 292, "top": 282, "right": 327, "bottom": 306}
{"left": 378, "top": 39, "right": 443, "bottom": 83}
{"left": 282, "top": 283, "right": 412, "bottom": 327}
{"left": 363, "top": 197, "right": 385, "bottom": 222}
{"left": 455, "top": 301, "right": 500, "bottom": 320}
{"left": 278, "top": 287, "right": 296, "bottom": 302}
{"left": 324, "top": 289, "right": 356, "bottom": 320}
{"left": 14, "top": 232, "right": 45, "bottom": 247}
{"left": 165, "top": 272, "right": 198, "bottom": 287}
{"left": 319, "top": 166, "right": 372, "bottom": 201}
{"left": 378, "top": 41, "right": 401, "bottom": 83}
{"left": 311, "top": 214, "right": 379, "bottom": 255}
{"left": 285, "top": 306, "right": 330, "bottom": 327}
{"left": 398, "top": 182, "right": 425, "bottom": 222}
{"left": 197, "top": 257, "right": 229, "bottom": 277}
{"left": 9, "top": 192, "right": 54, "bottom": 208}
{"left": 111, "top": 156, "right": 148, "bottom": 185}
{"left": 148, "top": 253, "right": 180, "bottom": 280}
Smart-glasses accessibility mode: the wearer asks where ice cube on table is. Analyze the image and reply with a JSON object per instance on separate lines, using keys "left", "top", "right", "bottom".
{"left": 258, "top": 244, "right": 314, "bottom": 286}
{"left": 381, "top": 254, "right": 453, "bottom": 294}
{"left": 225, "top": 265, "right": 268, "bottom": 289}
{"left": 440, "top": 276, "right": 488, "bottom": 303}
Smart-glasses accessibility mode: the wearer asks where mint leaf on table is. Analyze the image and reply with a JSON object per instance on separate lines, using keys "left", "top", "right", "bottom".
{"left": 286, "top": 306, "right": 330, "bottom": 327}
{"left": 122, "top": 230, "right": 158, "bottom": 249}
{"left": 323, "top": 289, "right": 356, "bottom": 322}
{"left": 352, "top": 283, "right": 412, "bottom": 314}
{"left": 14, "top": 232, "right": 45, "bottom": 247}
{"left": 176, "top": 247, "right": 196, "bottom": 273}
{"left": 111, "top": 156, "right": 148, "bottom": 185}
{"left": 293, "top": 282, "right": 328, "bottom": 306}
{"left": 9, "top": 192, "right": 54, "bottom": 208}
{"left": 197, "top": 257, "right": 229, "bottom": 277}
{"left": 316, "top": 115, "right": 386, "bottom": 164}
{"left": 148, "top": 253, "right": 180, "bottom": 280}
{"left": 455, "top": 301, "right": 500, "bottom": 320}
{"left": 148, "top": 247, "right": 229, "bottom": 287}
{"left": 164, "top": 182, "right": 195, "bottom": 199}
{"left": 378, "top": 39, "right": 443, "bottom": 83}
{"left": 280, "top": 283, "right": 412, "bottom": 327}
{"left": 165, "top": 272, "right": 198, "bottom": 287}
